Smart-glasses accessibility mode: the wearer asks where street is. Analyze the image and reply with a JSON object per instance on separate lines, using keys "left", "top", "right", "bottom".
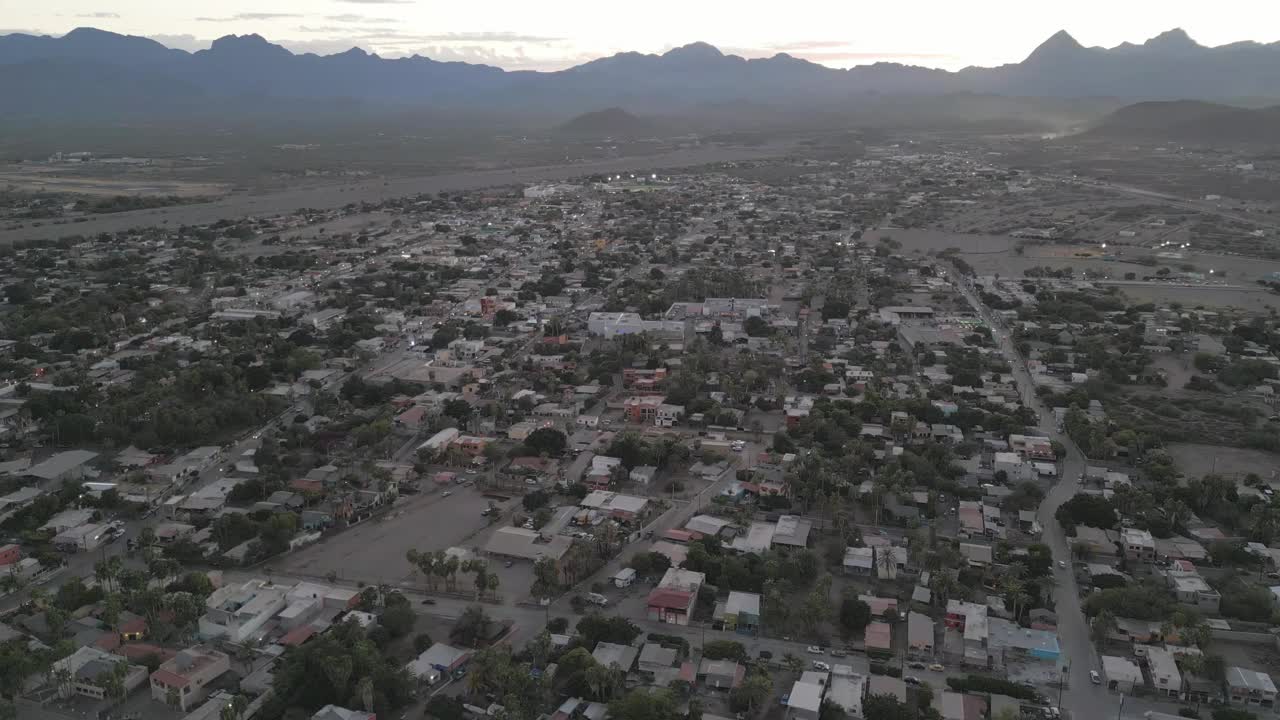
{"left": 952, "top": 270, "right": 1186, "bottom": 720}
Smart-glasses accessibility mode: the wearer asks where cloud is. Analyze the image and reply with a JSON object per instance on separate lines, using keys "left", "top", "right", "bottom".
{"left": 147, "top": 33, "right": 209, "bottom": 51}
{"left": 77, "top": 12, "right": 120, "bottom": 19}
{"left": 323, "top": 14, "right": 396, "bottom": 23}
{"left": 197, "top": 13, "right": 302, "bottom": 22}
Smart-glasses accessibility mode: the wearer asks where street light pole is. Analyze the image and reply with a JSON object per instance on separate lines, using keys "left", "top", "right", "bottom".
{"left": 1116, "top": 692, "right": 1126, "bottom": 720}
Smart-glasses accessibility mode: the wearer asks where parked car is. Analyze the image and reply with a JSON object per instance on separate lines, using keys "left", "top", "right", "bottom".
{"left": 1058, "top": 560, "right": 1066, "bottom": 569}
{"left": 811, "top": 661, "right": 831, "bottom": 672}
{"left": 758, "top": 650, "right": 773, "bottom": 660}
{"left": 928, "top": 663, "right": 945, "bottom": 672}
{"left": 1090, "top": 670, "right": 1101, "bottom": 685}
{"left": 830, "top": 650, "right": 847, "bottom": 658}
{"left": 908, "top": 662, "right": 926, "bottom": 670}
{"left": 904, "top": 677, "right": 922, "bottom": 686}
{"left": 806, "top": 646, "right": 825, "bottom": 655}
{"left": 442, "top": 491, "right": 452, "bottom": 498}
{"left": 587, "top": 592, "right": 609, "bottom": 607}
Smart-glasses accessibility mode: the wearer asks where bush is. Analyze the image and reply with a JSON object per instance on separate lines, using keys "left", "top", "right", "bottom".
{"left": 946, "top": 675, "right": 1037, "bottom": 701}
{"left": 1178, "top": 709, "right": 1200, "bottom": 719}
{"left": 703, "top": 640, "right": 748, "bottom": 663}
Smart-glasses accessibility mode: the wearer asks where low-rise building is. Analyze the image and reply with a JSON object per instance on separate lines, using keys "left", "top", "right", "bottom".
{"left": 1101, "top": 655, "right": 1142, "bottom": 693}
{"left": 1146, "top": 646, "right": 1183, "bottom": 699}
{"left": 149, "top": 645, "right": 231, "bottom": 711}
{"left": 1227, "top": 667, "right": 1277, "bottom": 708}
{"left": 1121, "top": 528, "right": 1156, "bottom": 563}
{"left": 198, "top": 579, "right": 288, "bottom": 643}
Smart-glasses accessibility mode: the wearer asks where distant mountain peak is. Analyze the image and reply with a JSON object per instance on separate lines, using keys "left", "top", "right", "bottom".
{"left": 663, "top": 41, "right": 724, "bottom": 61}
{"left": 1025, "top": 29, "right": 1084, "bottom": 62}
{"left": 208, "top": 33, "right": 290, "bottom": 57}
{"left": 1144, "top": 28, "right": 1200, "bottom": 51}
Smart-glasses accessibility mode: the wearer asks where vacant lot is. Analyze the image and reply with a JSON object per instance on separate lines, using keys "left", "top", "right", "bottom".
{"left": 277, "top": 486, "right": 512, "bottom": 586}
{"left": 1166, "top": 442, "right": 1280, "bottom": 483}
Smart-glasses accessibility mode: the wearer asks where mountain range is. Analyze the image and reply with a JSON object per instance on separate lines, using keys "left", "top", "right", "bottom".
{"left": 3, "top": 27, "right": 1280, "bottom": 123}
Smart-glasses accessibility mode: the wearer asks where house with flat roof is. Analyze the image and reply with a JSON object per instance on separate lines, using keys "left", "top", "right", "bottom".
{"left": 825, "top": 673, "right": 865, "bottom": 718}
{"left": 786, "top": 680, "right": 824, "bottom": 720}
{"left": 198, "top": 579, "right": 288, "bottom": 643}
{"left": 843, "top": 547, "right": 874, "bottom": 576}
{"left": 406, "top": 643, "right": 472, "bottom": 684}
{"left": 716, "top": 591, "right": 761, "bottom": 634}
{"left": 908, "top": 612, "right": 935, "bottom": 656}
{"left": 1101, "top": 655, "right": 1142, "bottom": 693}
{"left": 1146, "top": 646, "right": 1183, "bottom": 699}
{"left": 1122, "top": 528, "right": 1156, "bottom": 562}
{"left": 729, "top": 522, "right": 775, "bottom": 554}
{"left": 149, "top": 645, "right": 231, "bottom": 711}
{"left": 592, "top": 642, "right": 639, "bottom": 672}
{"left": 772, "top": 515, "right": 812, "bottom": 549}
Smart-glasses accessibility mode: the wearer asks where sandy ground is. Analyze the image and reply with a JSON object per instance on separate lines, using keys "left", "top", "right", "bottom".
{"left": 0, "top": 168, "right": 228, "bottom": 197}
{"left": 276, "top": 484, "right": 513, "bottom": 586}
{"left": 1165, "top": 442, "right": 1280, "bottom": 482}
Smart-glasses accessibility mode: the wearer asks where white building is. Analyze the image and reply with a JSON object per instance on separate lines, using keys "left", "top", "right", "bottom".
{"left": 198, "top": 579, "right": 288, "bottom": 643}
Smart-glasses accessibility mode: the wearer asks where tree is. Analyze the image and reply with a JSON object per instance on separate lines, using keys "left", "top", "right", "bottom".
{"left": 731, "top": 671, "right": 773, "bottom": 713}
{"left": 839, "top": 597, "right": 872, "bottom": 639}
{"left": 451, "top": 605, "right": 491, "bottom": 647}
{"left": 525, "top": 428, "right": 568, "bottom": 457}
{"left": 863, "top": 694, "right": 916, "bottom": 720}
{"left": 609, "top": 689, "right": 681, "bottom": 720}
{"left": 380, "top": 603, "right": 416, "bottom": 638}
{"left": 702, "top": 640, "right": 748, "bottom": 663}
{"left": 1092, "top": 609, "right": 1117, "bottom": 646}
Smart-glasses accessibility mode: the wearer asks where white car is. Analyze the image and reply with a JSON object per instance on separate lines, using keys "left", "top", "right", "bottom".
{"left": 806, "top": 646, "right": 825, "bottom": 655}
{"left": 442, "top": 491, "right": 452, "bottom": 498}
{"left": 1090, "top": 670, "right": 1101, "bottom": 685}
{"left": 811, "top": 661, "right": 831, "bottom": 672}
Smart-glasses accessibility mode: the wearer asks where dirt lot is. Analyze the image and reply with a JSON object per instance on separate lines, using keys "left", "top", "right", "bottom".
{"left": 1165, "top": 442, "right": 1280, "bottom": 483}
{"left": 0, "top": 167, "right": 228, "bottom": 197}
{"left": 276, "top": 485, "right": 516, "bottom": 586}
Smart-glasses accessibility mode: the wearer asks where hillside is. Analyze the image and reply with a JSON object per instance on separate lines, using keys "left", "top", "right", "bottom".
{"left": 554, "top": 108, "right": 662, "bottom": 139}
{"left": 1085, "top": 100, "right": 1280, "bottom": 145}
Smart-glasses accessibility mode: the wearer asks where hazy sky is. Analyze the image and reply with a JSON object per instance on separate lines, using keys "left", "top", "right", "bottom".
{"left": 10, "top": 0, "right": 1280, "bottom": 71}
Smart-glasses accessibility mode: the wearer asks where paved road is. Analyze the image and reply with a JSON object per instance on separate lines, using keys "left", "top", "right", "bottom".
{"left": 952, "top": 271, "right": 1165, "bottom": 720}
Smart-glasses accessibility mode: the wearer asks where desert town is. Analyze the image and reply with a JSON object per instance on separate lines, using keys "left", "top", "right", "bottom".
{"left": 0, "top": 152, "right": 1277, "bottom": 720}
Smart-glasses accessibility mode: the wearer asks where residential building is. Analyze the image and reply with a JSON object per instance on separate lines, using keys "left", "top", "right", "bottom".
{"left": 1166, "top": 570, "right": 1221, "bottom": 612}
{"left": 1122, "top": 528, "right": 1156, "bottom": 563}
{"left": 1227, "top": 667, "right": 1277, "bottom": 708}
{"left": 592, "top": 642, "right": 639, "bottom": 672}
{"left": 149, "top": 645, "right": 231, "bottom": 711}
{"left": 825, "top": 673, "right": 866, "bottom": 718}
{"left": 717, "top": 591, "right": 761, "bottom": 634}
{"left": 1101, "top": 655, "right": 1142, "bottom": 693}
{"left": 1146, "top": 647, "right": 1183, "bottom": 699}
{"left": 199, "top": 579, "right": 288, "bottom": 643}
{"left": 646, "top": 568, "right": 705, "bottom": 626}
{"left": 908, "top": 612, "right": 935, "bottom": 656}
{"left": 53, "top": 646, "right": 147, "bottom": 700}
{"left": 843, "top": 547, "right": 874, "bottom": 576}
{"left": 698, "top": 659, "right": 745, "bottom": 690}
{"left": 786, "top": 680, "right": 824, "bottom": 720}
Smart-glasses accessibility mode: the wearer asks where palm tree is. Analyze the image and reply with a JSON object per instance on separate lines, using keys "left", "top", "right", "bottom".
{"left": 355, "top": 676, "right": 375, "bottom": 713}
{"left": 433, "top": 550, "right": 450, "bottom": 592}
{"left": 446, "top": 555, "right": 461, "bottom": 592}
